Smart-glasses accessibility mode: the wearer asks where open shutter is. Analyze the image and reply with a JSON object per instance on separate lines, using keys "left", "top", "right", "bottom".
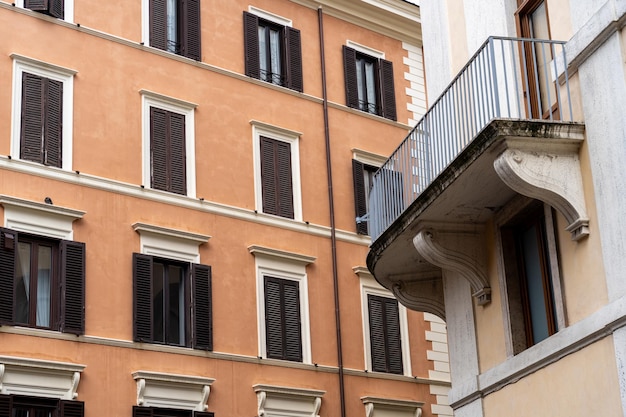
{"left": 343, "top": 46, "right": 359, "bottom": 109}
{"left": 44, "top": 78, "right": 63, "bottom": 168}
{"left": 194, "top": 413, "right": 214, "bottom": 417}
{"left": 0, "top": 228, "right": 16, "bottom": 324}
{"left": 192, "top": 263, "right": 212, "bottom": 350}
{"left": 285, "top": 27, "right": 303, "bottom": 92}
{"left": 0, "top": 394, "right": 12, "bottom": 417}
{"left": 368, "top": 295, "right": 387, "bottom": 372}
{"left": 24, "top": 0, "right": 49, "bottom": 12}
{"left": 168, "top": 112, "right": 187, "bottom": 195}
{"left": 48, "top": 0, "right": 64, "bottom": 19}
{"left": 384, "top": 298, "right": 403, "bottom": 374}
{"left": 133, "top": 406, "right": 154, "bottom": 417}
{"left": 243, "top": 11, "right": 260, "bottom": 79}
{"left": 182, "top": 0, "right": 201, "bottom": 60}
{"left": 60, "top": 240, "right": 85, "bottom": 334}
{"left": 133, "top": 253, "right": 153, "bottom": 342}
{"left": 59, "top": 400, "right": 84, "bottom": 417}
{"left": 282, "top": 279, "right": 302, "bottom": 362}
{"left": 149, "top": 0, "right": 168, "bottom": 51}
{"left": 275, "top": 140, "right": 294, "bottom": 219}
{"left": 380, "top": 59, "right": 397, "bottom": 121}
{"left": 24, "top": 0, "right": 63, "bottom": 18}
{"left": 21, "top": 72, "right": 44, "bottom": 164}
{"left": 150, "top": 107, "right": 169, "bottom": 191}
{"left": 264, "top": 277, "right": 284, "bottom": 359}
{"left": 352, "top": 160, "right": 368, "bottom": 235}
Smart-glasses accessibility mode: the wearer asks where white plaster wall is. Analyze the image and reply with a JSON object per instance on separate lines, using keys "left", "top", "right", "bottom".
{"left": 420, "top": 0, "right": 452, "bottom": 99}
{"left": 461, "top": 0, "right": 517, "bottom": 54}
{"left": 569, "top": 0, "right": 612, "bottom": 32}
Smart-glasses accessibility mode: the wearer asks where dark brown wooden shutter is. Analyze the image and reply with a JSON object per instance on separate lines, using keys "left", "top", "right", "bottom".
{"left": 59, "top": 400, "right": 84, "bottom": 417}
{"left": 168, "top": 112, "right": 187, "bottom": 195}
{"left": 133, "top": 253, "right": 153, "bottom": 342}
{"left": 194, "top": 412, "right": 214, "bottom": 417}
{"left": 343, "top": 46, "right": 359, "bottom": 109}
{"left": 0, "top": 394, "right": 12, "bottom": 417}
{"left": 24, "top": 0, "right": 48, "bottom": 11}
{"left": 0, "top": 228, "right": 16, "bottom": 324}
{"left": 282, "top": 279, "right": 302, "bottom": 362}
{"left": 150, "top": 107, "right": 169, "bottom": 191}
{"left": 286, "top": 27, "right": 303, "bottom": 92}
{"left": 352, "top": 160, "right": 368, "bottom": 235}
{"left": 60, "top": 240, "right": 85, "bottom": 334}
{"left": 265, "top": 277, "right": 283, "bottom": 359}
{"left": 44, "top": 78, "right": 63, "bottom": 168}
{"left": 182, "top": 0, "right": 201, "bottom": 60}
{"left": 380, "top": 59, "right": 397, "bottom": 121}
{"left": 24, "top": 0, "right": 64, "bottom": 19}
{"left": 133, "top": 406, "right": 154, "bottom": 417}
{"left": 150, "top": 0, "right": 168, "bottom": 51}
{"left": 368, "top": 295, "right": 403, "bottom": 374}
{"left": 264, "top": 277, "right": 301, "bottom": 362}
{"left": 192, "top": 263, "right": 212, "bottom": 350}
{"left": 21, "top": 72, "right": 44, "bottom": 164}
{"left": 49, "top": 0, "right": 64, "bottom": 19}
{"left": 384, "top": 297, "right": 403, "bottom": 374}
{"left": 243, "top": 11, "right": 260, "bottom": 79}
{"left": 260, "top": 137, "right": 294, "bottom": 219}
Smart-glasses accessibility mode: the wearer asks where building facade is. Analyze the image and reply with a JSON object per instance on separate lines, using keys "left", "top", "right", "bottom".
{"left": 0, "top": 0, "right": 454, "bottom": 416}
{"left": 367, "top": 0, "right": 626, "bottom": 416}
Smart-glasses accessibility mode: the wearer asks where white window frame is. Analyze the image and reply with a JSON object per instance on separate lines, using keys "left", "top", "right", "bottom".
{"left": 251, "top": 121, "right": 303, "bottom": 221}
{"left": 132, "top": 222, "right": 210, "bottom": 263}
{"left": 356, "top": 268, "right": 412, "bottom": 376}
{"left": 346, "top": 40, "right": 385, "bottom": 59}
{"left": 140, "top": 0, "right": 150, "bottom": 46}
{"left": 249, "top": 245, "right": 315, "bottom": 364}
{"left": 247, "top": 6, "right": 293, "bottom": 27}
{"left": 141, "top": 90, "right": 197, "bottom": 198}
{"left": 14, "top": 0, "right": 75, "bottom": 23}
{"left": 10, "top": 55, "right": 76, "bottom": 172}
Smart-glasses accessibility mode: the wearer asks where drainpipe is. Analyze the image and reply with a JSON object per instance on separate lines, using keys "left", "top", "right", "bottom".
{"left": 318, "top": 7, "right": 346, "bottom": 417}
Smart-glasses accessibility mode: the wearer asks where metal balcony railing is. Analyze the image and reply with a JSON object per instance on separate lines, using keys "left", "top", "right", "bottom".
{"left": 368, "top": 36, "right": 574, "bottom": 240}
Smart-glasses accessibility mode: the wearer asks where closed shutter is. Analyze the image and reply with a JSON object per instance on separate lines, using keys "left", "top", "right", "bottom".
{"left": 285, "top": 27, "right": 303, "bottom": 92}
{"left": 43, "top": 78, "right": 63, "bottom": 168}
{"left": 192, "top": 263, "right": 212, "bottom": 350}
{"left": 24, "top": 0, "right": 64, "bottom": 19}
{"left": 343, "top": 46, "right": 359, "bottom": 109}
{"left": 168, "top": 112, "right": 187, "bottom": 195}
{"left": 384, "top": 298, "right": 403, "bottom": 374}
{"left": 59, "top": 400, "right": 84, "bottom": 417}
{"left": 149, "top": 0, "right": 168, "bottom": 51}
{"left": 352, "top": 160, "right": 368, "bottom": 235}
{"left": 60, "top": 240, "right": 85, "bottom": 334}
{"left": 264, "top": 277, "right": 284, "bottom": 359}
{"left": 275, "top": 141, "right": 294, "bottom": 219}
{"left": 49, "top": 0, "right": 64, "bottom": 19}
{"left": 194, "top": 412, "right": 214, "bottom": 417}
{"left": 0, "top": 394, "right": 12, "bottom": 417}
{"left": 368, "top": 295, "right": 403, "bottom": 374}
{"left": 133, "top": 253, "right": 153, "bottom": 342}
{"left": 380, "top": 59, "right": 397, "bottom": 121}
{"left": 133, "top": 406, "right": 154, "bottom": 417}
{"left": 261, "top": 136, "right": 294, "bottom": 219}
{"left": 243, "top": 11, "right": 260, "bottom": 79}
{"left": 21, "top": 72, "right": 44, "bottom": 164}
{"left": 282, "top": 279, "right": 302, "bottom": 362}
{"left": 182, "top": 0, "right": 201, "bottom": 60}
{"left": 264, "top": 277, "right": 301, "bottom": 362}
{"left": 150, "top": 107, "right": 169, "bottom": 192}
{"left": 0, "top": 228, "right": 16, "bottom": 324}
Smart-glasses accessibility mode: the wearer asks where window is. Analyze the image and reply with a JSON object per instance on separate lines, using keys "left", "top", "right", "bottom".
{"left": 0, "top": 228, "right": 85, "bottom": 334}
{"left": 499, "top": 198, "right": 564, "bottom": 353}
{"left": 142, "top": 91, "right": 196, "bottom": 198}
{"left": 343, "top": 45, "right": 396, "bottom": 120}
{"left": 147, "top": 0, "right": 201, "bottom": 60}
{"left": 15, "top": 0, "right": 74, "bottom": 22}
{"left": 0, "top": 395, "right": 84, "bottom": 417}
{"left": 243, "top": 10, "right": 303, "bottom": 92}
{"left": 132, "top": 406, "right": 213, "bottom": 417}
{"left": 353, "top": 160, "right": 378, "bottom": 235}
{"left": 11, "top": 55, "right": 75, "bottom": 171}
{"left": 133, "top": 253, "right": 212, "bottom": 350}
{"left": 252, "top": 122, "right": 302, "bottom": 221}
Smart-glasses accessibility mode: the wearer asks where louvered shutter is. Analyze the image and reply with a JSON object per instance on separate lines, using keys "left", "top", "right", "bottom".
{"left": 343, "top": 46, "right": 359, "bottom": 109}
{"left": 275, "top": 140, "right": 294, "bottom": 219}
{"left": 243, "top": 11, "right": 260, "bottom": 79}
{"left": 48, "top": 0, "right": 64, "bottom": 19}
{"left": 368, "top": 295, "right": 387, "bottom": 372}
{"left": 192, "top": 263, "right": 212, "bottom": 350}
{"left": 380, "top": 59, "right": 397, "bottom": 121}
{"left": 384, "top": 298, "right": 403, "bottom": 374}
{"left": 150, "top": 107, "right": 169, "bottom": 192}
{"left": 21, "top": 72, "right": 44, "bottom": 164}
{"left": 264, "top": 277, "right": 284, "bottom": 359}
{"left": 0, "top": 394, "right": 12, "bottom": 417}
{"left": 352, "top": 160, "right": 368, "bottom": 235}
{"left": 168, "top": 112, "right": 187, "bottom": 195}
{"left": 44, "top": 78, "right": 63, "bottom": 168}
{"left": 282, "top": 279, "right": 302, "bottom": 362}
{"left": 0, "top": 228, "right": 16, "bottom": 324}
{"left": 285, "top": 27, "right": 303, "bottom": 92}
{"left": 60, "top": 240, "right": 85, "bottom": 334}
{"left": 194, "top": 412, "right": 214, "bottom": 417}
{"left": 24, "top": 0, "right": 48, "bottom": 12}
{"left": 150, "top": 0, "right": 168, "bottom": 51}
{"left": 59, "top": 400, "right": 84, "bottom": 417}
{"left": 133, "top": 406, "right": 154, "bottom": 417}
{"left": 260, "top": 137, "right": 278, "bottom": 216}
{"left": 182, "top": 0, "right": 201, "bottom": 60}
{"left": 368, "top": 295, "right": 403, "bottom": 374}
{"left": 133, "top": 253, "right": 153, "bottom": 342}
{"left": 24, "top": 0, "right": 64, "bottom": 18}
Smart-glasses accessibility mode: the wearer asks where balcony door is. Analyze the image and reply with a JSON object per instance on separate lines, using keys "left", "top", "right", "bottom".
{"left": 516, "top": 0, "right": 559, "bottom": 119}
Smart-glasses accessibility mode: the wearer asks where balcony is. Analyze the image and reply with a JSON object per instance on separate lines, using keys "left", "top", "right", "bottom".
{"left": 367, "top": 37, "right": 587, "bottom": 316}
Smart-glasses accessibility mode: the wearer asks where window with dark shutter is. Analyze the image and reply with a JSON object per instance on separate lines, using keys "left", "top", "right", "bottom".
{"left": 59, "top": 400, "right": 84, "bottom": 417}
{"left": 149, "top": 0, "right": 202, "bottom": 60}
{"left": 150, "top": 107, "right": 187, "bottom": 195}
{"left": 264, "top": 276, "right": 302, "bottom": 362}
{"left": 24, "top": 0, "right": 65, "bottom": 19}
{"left": 20, "top": 72, "right": 63, "bottom": 168}
{"left": 0, "top": 229, "right": 16, "bottom": 324}
{"left": 60, "top": 240, "right": 85, "bottom": 334}
{"left": 352, "top": 160, "right": 378, "bottom": 235}
{"left": 243, "top": 11, "right": 303, "bottom": 92}
{"left": 1, "top": 394, "right": 83, "bottom": 417}
{"left": 368, "top": 294, "right": 403, "bottom": 374}
{"left": 260, "top": 137, "right": 294, "bottom": 219}
{"left": 192, "top": 263, "right": 212, "bottom": 350}
{"left": 133, "top": 406, "right": 213, "bottom": 417}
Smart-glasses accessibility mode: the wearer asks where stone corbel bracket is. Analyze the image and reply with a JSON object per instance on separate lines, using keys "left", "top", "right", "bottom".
{"left": 391, "top": 276, "right": 446, "bottom": 320}
{"left": 361, "top": 396, "right": 424, "bottom": 417}
{"left": 253, "top": 384, "right": 325, "bottom": 417}
{"left": 133, "top": 371, "right": 215, "bottom": 411}
{"left": 494, "top": 138, "right": 589, "bottom": 241}
{"left": 413, "top": 225, "right": 491, "bottom": 305}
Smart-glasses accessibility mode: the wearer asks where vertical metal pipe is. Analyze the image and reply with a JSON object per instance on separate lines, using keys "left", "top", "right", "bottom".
{"left": 317, "top": 8, "right": 346, "bottom": 417}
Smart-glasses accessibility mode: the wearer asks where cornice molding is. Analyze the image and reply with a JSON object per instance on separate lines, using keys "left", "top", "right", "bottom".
{"left": 132, "top": 370, "right": 214, "bottom": 411}
{"left": 248, "top": 245, "right": 316, "bottom": 265}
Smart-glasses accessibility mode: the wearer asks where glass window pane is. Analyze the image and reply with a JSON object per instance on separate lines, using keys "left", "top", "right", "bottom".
{"left": 153, "top": 262, "right": 165, "bottom": 343}
{"left": 521, "top": 224, "right": 550, "bottom": 343}
{"left": 269, "top": 28, "right": 282, "bottom": 84}
{"left": 16, "top": 242, "right": 32, "bottom": 325}
{"left": 356, "top": 58, "right": 365, "bottom": 109}
{"left": 36, "top": 245, "right": 52, "bottom": 327}
{"left": 166, "top": 0, "right": 178, "bottom": 52}
{"left": 365, "top": 61, "right": 377, "bottom": 113}
{"left": 259, "top": 26, "right": 269, "bottom": 81}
